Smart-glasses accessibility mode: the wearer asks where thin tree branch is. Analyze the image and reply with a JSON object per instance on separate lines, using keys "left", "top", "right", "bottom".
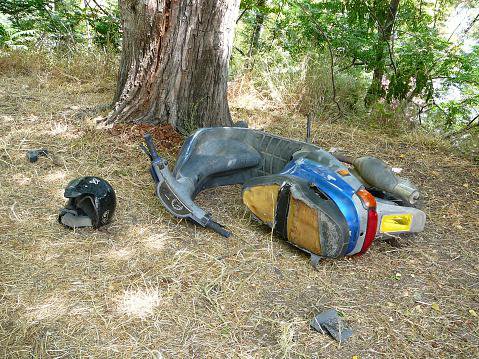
{"left": 296, "top": 3, "right": 343, "bottom": 117}
{"left": 365, "top": 1, "right": 398, "bottom": 75}
{"left": 236, "top": 8, "right": 248, "bottom": 23}
{"left": 266, "top": 2, "right": 283, "bottom": 52}
{"left": 41, "top": 4, "right": 76, "bottom": 46}
{"left": 234, "top": 46, "right": 245, "bottom": 56}
{"left": 432, "top": 99, "right": 448, "bottom": 116}
{"left": 339, "top": 58, "right": 366, "bottom": 71}
{"left": 433, "top": 0, "right": 439, "bottom": 29}
{"left": 463, "top": 10, "right": 479, "bottom": 36}
{"left": 89, "top": 0, "right": 112, "bottom": 17}
{"left": 447, "top": 14, "right": 464, "bottom": 41}
{"left": 444, "top": 113, "right": 479, "bottom": 138}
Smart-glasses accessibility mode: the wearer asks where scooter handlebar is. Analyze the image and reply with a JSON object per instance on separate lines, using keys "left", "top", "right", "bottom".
{"left": 207, "top": 219, "right": 231, "bottom": 238}
{"left": 144, "top": 133, "right": 160, "bottom": 160}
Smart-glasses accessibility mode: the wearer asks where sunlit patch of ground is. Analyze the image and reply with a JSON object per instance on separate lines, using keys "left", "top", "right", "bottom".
{"left": 117, "top": 287, "right": 162, "bottom": 319}
{"left": 106, "top": 246, "right": 136, "bottom": 260}
{"left": 142, "top": 233, "right": 167, "bottom": 251}
{"left": 43, "top": 170, "right": 67, "bottom": 183}
{"left": 12, "top": 173, "right": 32, "bottom": 186}
{"left": 26, "top": 296, "right": 69, "bottom": 324}
{"left": 0, "top": 56, "right": 478, "bottom": 357}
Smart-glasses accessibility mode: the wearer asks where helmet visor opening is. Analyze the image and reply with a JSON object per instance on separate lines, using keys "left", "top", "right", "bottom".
{"left": 74, "top": 195, "right": 99, "bottom": 227}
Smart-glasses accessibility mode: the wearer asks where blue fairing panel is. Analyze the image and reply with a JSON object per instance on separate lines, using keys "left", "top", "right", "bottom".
{"left": 280, "top": 158, "right": 360, "bottom": 253}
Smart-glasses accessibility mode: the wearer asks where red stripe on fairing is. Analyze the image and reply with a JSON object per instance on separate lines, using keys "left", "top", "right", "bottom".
{"left": 359, "top": 208, "right": 378, "bottom": 254}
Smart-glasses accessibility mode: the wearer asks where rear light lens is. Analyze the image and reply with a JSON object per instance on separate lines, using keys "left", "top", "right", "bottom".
{"left": 356, "top": 189, "right": 378, "bottom": 255}
{"left": 356, "top": 189, "right": 377, "bottom": 210}
{"left": 360, "top": 208, "right": 378, "bottom": 254}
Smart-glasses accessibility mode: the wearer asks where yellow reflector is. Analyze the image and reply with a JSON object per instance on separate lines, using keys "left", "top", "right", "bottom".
{"left": 380, "top": 214, "right": 413, "bottom": 233}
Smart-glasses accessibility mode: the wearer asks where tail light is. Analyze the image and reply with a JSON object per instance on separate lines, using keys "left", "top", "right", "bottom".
{"left": 356, "top": 189, "right": 378, "bottom": 254}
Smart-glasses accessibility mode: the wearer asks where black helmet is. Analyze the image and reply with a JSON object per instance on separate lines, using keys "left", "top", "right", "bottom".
{"left": 59, "top": 176, "right": 116, "bottom": 228}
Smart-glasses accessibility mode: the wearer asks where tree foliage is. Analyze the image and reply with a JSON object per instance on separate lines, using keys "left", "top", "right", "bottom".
{"left": 0, "top": 0, "right": 120, "bottom": 50}
{"left": 235, "top": 0, "right": 479, "bottom": 131}
{"left": 1, "top": 0, "right": 478, "bottom": 135}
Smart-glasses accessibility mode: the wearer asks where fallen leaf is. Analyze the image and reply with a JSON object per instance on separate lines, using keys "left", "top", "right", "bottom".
{"left": 431, "top": 303, "right": 440, "bottom": 312}
{"left": 469, "top": 309, "right": 477, "bottom": 317}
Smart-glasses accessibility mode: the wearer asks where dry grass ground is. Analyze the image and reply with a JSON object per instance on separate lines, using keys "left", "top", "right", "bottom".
{"left": 1, "top": 53, "right": 478, "bottom": 358}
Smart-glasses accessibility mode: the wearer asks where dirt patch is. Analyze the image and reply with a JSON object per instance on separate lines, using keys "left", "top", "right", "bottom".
{"left": 110, "top": 124, "right": 183, "bottom": 151}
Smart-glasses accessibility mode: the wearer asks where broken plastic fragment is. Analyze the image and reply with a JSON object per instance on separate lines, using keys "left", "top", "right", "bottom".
{"left": 310, "top": 309, "right": 352, "bottom": 342}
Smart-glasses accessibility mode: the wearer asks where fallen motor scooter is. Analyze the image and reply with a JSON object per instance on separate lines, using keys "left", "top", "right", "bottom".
{"left": 142, "top": 126, "right": 425, "bottom": 263}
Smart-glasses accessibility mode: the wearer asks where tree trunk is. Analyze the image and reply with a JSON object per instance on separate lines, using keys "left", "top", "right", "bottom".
{"left": 365, "top": 0, "right": 400, "bottom": 106}
{"left": 104, "top": 0, "right": 240, "bottom": 132}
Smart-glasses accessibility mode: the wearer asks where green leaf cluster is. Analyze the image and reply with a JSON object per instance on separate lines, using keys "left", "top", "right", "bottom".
{"left": 236, "top": 0, "right": 479, "bottom": 131}
{"left": 0, "top": 0, "right": 120, "bottom": 51}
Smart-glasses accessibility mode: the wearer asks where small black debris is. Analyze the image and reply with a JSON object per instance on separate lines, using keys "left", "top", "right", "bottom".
{"left": 26, "top": 149, "right": 48, "bottom": 163}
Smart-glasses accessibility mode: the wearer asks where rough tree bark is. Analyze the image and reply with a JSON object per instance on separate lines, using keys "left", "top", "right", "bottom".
{"left": 365, "top": 0, "right": 400, "bottom": 106}
{"left": 104, "top": 0, "right": 240, "bottom": 131}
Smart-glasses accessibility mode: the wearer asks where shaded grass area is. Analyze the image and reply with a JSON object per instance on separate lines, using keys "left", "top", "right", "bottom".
{"left": 1, "top": 53, "right": 479, "bottom": 357}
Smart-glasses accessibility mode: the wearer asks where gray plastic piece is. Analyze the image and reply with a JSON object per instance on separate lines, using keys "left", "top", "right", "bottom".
{"left": 310, "top": 309, "right": 353, "bottom": 342}
{"left": 376, "top": 199, "right": 426, "bottom": 233}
